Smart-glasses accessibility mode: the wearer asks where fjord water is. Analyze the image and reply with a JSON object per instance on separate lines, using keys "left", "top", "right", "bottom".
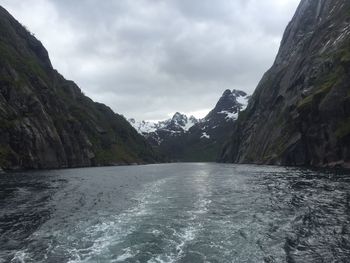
{"left": 1, "top": 164, "right": 350, "bottom": 263}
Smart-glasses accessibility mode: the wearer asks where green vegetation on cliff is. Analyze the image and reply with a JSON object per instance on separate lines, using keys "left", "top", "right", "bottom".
{"left": 0, "top": 6, "right": 158, "bottom": 170}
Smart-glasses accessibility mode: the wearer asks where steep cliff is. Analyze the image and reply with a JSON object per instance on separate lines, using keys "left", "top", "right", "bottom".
{"left": 0, "top": 6, "right": 158, "bottom": 170}
{"left": 220, "top": 0, "right": 350, "bottom": 168}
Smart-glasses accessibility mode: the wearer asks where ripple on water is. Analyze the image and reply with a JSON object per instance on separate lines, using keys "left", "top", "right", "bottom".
{"left": 2, "top": 164, "right": 350, "bottom": 262}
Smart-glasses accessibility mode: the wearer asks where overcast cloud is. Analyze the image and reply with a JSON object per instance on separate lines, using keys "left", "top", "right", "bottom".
{"left": 0, "top": 0, "right": 300, "bottom": 120}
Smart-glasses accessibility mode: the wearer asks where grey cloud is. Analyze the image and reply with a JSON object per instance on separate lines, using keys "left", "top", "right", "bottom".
{"left": 0, "top": 0, "right": 300, "bottom": 120}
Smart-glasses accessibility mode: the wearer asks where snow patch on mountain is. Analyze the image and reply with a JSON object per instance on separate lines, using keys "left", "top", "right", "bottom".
{"left": 201, "top": 132, "right": 210, "bottom": 139}
{"left": 218, "top": 111, "right": 239, "bottom": 121}
{"left": 236, "top": 95, "right": 249, "bottom": 110}
{"left": 128, "top": 119, "right": 158, "bottom": 134}
{"left": 209, "top": 89, "right": 250, "bottom": 123}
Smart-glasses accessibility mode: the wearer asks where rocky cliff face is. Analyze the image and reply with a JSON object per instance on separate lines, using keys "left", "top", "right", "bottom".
{"left": 0, "top": 6, "right": 158, "bottom": 170}
{"left": 220, "top": 0, "right": 350, "bottom": 168}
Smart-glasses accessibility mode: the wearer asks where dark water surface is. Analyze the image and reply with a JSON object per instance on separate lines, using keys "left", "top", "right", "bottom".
{"left": 1, "top": 163, "right": 350, "bottom": 263}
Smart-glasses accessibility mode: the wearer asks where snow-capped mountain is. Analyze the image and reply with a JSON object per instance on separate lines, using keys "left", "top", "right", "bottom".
{"left": 205, "top": 89, "right": 249, "bottom": 123}
{"left": 128, "top": 89, "right": 249, "bottom": 162}
{"left": 129, "top": 113, "right": 199, "bottom": 136}
{"left": 191, "top": 89, "right": 250, "bottom": 146}
{"left": 129, "top": 113, "right": 199, "bottom": 146}
{"left": 128, "top": 119, "right": 159, "bottom": 134}
{"left": 158, "top": 112, "right": 199, "bottom": 133}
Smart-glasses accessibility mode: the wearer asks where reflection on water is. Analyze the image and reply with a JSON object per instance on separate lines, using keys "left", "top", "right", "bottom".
{"left": 0, "top": 164, "right": 350, "bottom": 262}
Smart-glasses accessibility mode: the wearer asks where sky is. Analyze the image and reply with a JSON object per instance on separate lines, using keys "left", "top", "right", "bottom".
{"left": 0, "top": 0, "right": 300, "bottom": 121}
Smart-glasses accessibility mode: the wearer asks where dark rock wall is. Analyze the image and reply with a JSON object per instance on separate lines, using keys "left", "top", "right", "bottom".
{"left": 0, "top": 6, "right": 158, "bottom": 170}
{"left": 220, "top": 0, "right": 350, "bottom": 168}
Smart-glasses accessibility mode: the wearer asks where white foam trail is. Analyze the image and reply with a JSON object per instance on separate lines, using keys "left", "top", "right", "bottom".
{"left": 115, "top": 248, "right": 134, "bottom": 262}
{"left": 147, "top": 172, "right": 213, "bottom": 262}
{"left": 60, "top": 178, "right": 169, "bottom": 262}
{"left": 10, "top": 250, "right": 29, "bottom": 263}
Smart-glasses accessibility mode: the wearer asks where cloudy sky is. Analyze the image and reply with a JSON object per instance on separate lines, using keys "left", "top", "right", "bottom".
{"left": 0, "top": 0, "right": 300, "bottom": 121}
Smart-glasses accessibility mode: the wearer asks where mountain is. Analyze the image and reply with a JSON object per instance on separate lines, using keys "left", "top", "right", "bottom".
{"left": 201, "top": 89, "right": 249, "bottom": 133}
{"left": 130, "top": 89, "right": 249, "bottom": 161}
{"left": 176, "top": 89, "right": 249, "bottom": 161}
{"left": 220, "top": 0, "right": 350, "bottom": 168}
{"left": 129, "top": 112, "right": 198, "bottom": 138}
{"left": 0, "top": 6, "right": 158, "bottom": 170}
{"left": 129, "top": 113, "right": 199, "bottom": 147}
{"left": 128, "top": 119, "right": 159, "bottom": 135}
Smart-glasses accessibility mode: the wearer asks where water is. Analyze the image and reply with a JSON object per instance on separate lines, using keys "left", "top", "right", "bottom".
{"left": 1, "top": 163, "right": 350, "bottom": 263}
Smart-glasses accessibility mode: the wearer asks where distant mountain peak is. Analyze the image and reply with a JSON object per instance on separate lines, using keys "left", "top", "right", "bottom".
{"left": 128, "top": 89, "right": 250, "bottom": 162}
{"left": 129, "top": 112, "right": 199, "bottom": 138}
{"left": 214, "top": 89, "right": 248, "bottom": 112}
{"left": 222, "top": 89, "right": 233, "bottom": 97}
{"left": 171, "top": 112, "right": 187, "bottom": 125}
{"left": 189, "top": 115, "right": 199, "bottom": 123}
{"left": 173, "top": 112, "right": 184, "bottom": 118}
{"left": 208, "top": 89, "right": 249, "bottom": 122}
